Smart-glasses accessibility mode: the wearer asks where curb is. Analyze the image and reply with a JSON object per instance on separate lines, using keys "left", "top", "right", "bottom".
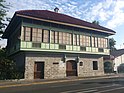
{"left": 0, "top": 75, "right": 119, "bottom": 89}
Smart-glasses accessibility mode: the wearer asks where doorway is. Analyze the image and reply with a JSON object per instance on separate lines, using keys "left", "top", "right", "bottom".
{"left": 104, "top": 61, "right": 112, "bottom": 73}
{"left": 34, "top": 62, "right": 44, "bottom": 79}
{"left": 66, "top": 60, "right": 77, "bottom": 76}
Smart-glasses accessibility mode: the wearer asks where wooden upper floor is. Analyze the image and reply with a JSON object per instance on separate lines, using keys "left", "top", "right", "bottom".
{"left": 2, "top": 10, "right": 116, "bottom": 56}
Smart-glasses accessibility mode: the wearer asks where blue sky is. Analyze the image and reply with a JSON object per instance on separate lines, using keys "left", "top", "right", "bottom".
{"left": 1, "top": 0, "right": 124, "bottom": 49}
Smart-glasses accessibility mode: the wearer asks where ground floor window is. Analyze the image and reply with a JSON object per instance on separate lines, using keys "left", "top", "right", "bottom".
{"left": 93, "top": 61, "right": 98, "bottom": 70}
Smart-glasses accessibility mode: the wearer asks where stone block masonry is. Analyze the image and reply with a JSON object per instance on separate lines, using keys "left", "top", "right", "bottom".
{"left": 78, "top": 57, "right": 104, "bottom": 77}
{"left": 25, "top": 56, "right": 66, "bottom": 79}
{"left": 24, "top": 53, "right": 104, "bottom": 80}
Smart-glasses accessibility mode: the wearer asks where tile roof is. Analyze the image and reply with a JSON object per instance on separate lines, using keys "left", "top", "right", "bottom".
{"left": 111, "top": 49, "right": 124, "bottom": 57}
{"left": 16, "top": 10, "right": 115, "bottom": 34}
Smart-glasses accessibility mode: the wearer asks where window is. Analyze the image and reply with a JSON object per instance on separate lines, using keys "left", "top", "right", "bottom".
{"left": 80, "top": 62, "right": 83, "bottom": 66}
{"left": 92, "top": 36, "right": 98, "bottom": 47}
{"left": 59, "top": 32, "right": 63, "bottom": 44}
{"left": 77, "top": 34, "right": 80, "bottom": 46}
{"left": 80, "top": 35, "right": 83, "bottom": 46}
{"left": 104, "top": 38, "right": 108, "bottom": 48}
{"left": 95, "top": 37, "right": 98, "bottom": 47}
{"left": 63, "top": 32, "right": 67, "bottom": 44}
{"left": 73, "top": 34, "right": 80, "bottom": 46}
{"left": 85, "top": 36, "right": 90, "bottom": 47}
{"left": 55, "top": 31, "right": 59, "bottom": 43}
{"left": 67, "top": 33, "right": 72, "bottom": 45}
{"left": 80, "top": 35, "right": 90, "bottom": 47}
{"left": 53, "top": 62, "right": 59, "bottom": 64}
{"left": 23, "top": 27, "right": 31, "bottom": 41}
{"left": 98, "top": 38, "right": 101, "bottom": 48}
{"left": 32, "top": 28, "right": 42, "bottom": 42}
{"left": 58, "top": 32, "right": 72, "bottom": 45}
{"left": 82, "top": 35, "right": 86, "bottom": 46}
{"left": 51, "top": 31, "right": 59, "bottom": 44}
{"left": 66, "top": 33, "right": 69, "bottom": 45}
{"left": 21, "top": 27, "right": 25, "bottom": 41}
{"left": 101, "top": 38, "right": 104, "bottom": 48}
{"left": 21, "top": 27, "right": 42, "bottom": 42}
{"left": 93, "top": 61, "right": 98, "bottom": 70}
{"left": 51, "top": 31, "right": 54, "bottom": 43}
{"left": 92, "top": 37, "right": 95, "bottom": 47}
{"left": 73, "top": 34, "right": 77, "bottom": 45}
{"left": 42, "top": 29, "right": 49, "bottom": 43}
{"left": 98, "top": 38, "right": 108, "bottom": 48}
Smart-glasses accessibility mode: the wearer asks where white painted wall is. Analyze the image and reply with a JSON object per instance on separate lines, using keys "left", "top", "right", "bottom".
{"left": 114, "top": 54, "right": 124, "bottom": 72}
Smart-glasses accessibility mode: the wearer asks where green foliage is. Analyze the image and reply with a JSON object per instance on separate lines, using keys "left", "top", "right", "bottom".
{"left": 0, "top": 48, "right": 21, "bottom": 80}
{"left": 109, "top": 38, "right": 116, "bottom": 52}
{"left": 0, "top": 0, "right": 9, "bottom": 37}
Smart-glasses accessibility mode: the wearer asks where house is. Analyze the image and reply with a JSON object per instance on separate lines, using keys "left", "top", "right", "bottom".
{"left": 2, "top": 9, "right": 115, "bottom": 80}
{"left": 111, "top": 49, "right": 124, "bottom": 73}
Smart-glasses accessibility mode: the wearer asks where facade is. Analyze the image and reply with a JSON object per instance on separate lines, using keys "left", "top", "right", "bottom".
{"left": 111, "top": 49, "right": 124, "bottom": 73}
{"left": 2, "top": 10, "right": 115, "bottom": 80}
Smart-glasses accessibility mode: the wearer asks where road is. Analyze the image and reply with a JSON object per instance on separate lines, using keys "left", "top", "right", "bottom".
{"left": 1, "top": 77, "right": 124, "bottom": 93}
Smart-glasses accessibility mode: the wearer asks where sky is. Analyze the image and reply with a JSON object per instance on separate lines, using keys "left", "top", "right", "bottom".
{"left": 0, "top": 0, "right": 124, "bottom": 49}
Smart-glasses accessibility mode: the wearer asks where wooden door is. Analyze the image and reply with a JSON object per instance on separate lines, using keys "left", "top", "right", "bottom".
{"left": 66, "top": 60, "right": 77, "bottom": 76}
{"left": 34, "top": 62, "right": 44, "bottom": 79}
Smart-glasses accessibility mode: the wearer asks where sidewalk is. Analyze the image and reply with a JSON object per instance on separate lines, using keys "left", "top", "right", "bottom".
{"left": 0, "top": 74, "right": 120, "bottom": 88}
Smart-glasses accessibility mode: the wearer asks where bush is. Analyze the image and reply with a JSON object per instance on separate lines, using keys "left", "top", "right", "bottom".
{"left": 0, "top": 48, "right": 22, "bottom": 80}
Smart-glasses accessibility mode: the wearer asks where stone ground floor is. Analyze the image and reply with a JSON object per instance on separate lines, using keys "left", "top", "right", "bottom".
{"left": 12, "top": 52, "right": 105, "bottom": 80}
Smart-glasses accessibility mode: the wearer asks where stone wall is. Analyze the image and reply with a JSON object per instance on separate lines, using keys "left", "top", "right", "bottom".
{"left": 24, "top": 53, "right": 104, "bottom": 80}
{"left": 25, "top": 56, "right": 66, "bottom": 80}
{"left": 78, "top": 57, "right": 104, "bottom": 77}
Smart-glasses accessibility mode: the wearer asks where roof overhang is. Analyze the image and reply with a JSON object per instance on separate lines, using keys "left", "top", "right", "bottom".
{"left": 16, "top": 14, "right": 115, "bottom": 35}
{"left": 2, "top": 14, "right": 18, "bottom": 38}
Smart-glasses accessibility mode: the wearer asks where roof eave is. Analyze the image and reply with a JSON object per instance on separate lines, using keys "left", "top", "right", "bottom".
{"left": 2, "top": 13, "right": 18, "bottom": 39}
{"left": 16, "top": 14, "right": 115, "bottom": 35}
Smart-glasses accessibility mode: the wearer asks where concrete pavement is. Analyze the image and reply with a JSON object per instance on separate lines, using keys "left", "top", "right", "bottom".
{"left": 0, "top": 74, "right": 120, "bottom": 89}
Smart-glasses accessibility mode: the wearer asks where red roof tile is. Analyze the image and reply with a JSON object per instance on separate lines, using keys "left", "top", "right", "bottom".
{"left": 16, "top": 10, "right": 115, "bottom": 34}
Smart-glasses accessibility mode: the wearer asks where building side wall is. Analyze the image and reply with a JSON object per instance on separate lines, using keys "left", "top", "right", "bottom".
{"left": 78, "top": 57, "right": 104, "bottom": 77}
{"left": 11, "top": 52, "right": 25, "bottom": 78}
{"left": 114, "top": 54, "right": 124, "bottom": 72}
{"left": 25, "top": 56, "right": 66, "bottom": 79}
{"left": 24, "top": 53, "right": 104, "bottom": 80}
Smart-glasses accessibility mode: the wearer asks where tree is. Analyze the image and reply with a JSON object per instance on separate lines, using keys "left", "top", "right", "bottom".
{"left": 92, "top": 20, "right": 99, "bottom": 25}
{"left": 0, "top": 0, "right": 9, "bottom": 38}
{"left": 109, "top": 38, "right": 116, "bottom": 52}
{"left": 0, "top": 48, "right": 12, "bottom": 79}
{"left": 0, "top": 48, "right": 21, "bottom": 80}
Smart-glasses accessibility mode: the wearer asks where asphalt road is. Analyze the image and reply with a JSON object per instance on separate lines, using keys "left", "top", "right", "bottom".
{"left": 1, "top": 77, "right": 124, "bottom": 93}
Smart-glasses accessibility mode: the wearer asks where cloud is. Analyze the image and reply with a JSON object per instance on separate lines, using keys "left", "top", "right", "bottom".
{"left": 3, "top": 0, "right": 124, "bottom": 48}
{"left": 5, "top": 0, "right": 124, "bottom": 30}
{"left": 106, "top": 0, "right": 124, "bottom": 29}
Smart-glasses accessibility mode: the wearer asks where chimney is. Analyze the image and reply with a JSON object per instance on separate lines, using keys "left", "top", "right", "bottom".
{"left": 54, "top": 7, "right": 59, "bottom": 13}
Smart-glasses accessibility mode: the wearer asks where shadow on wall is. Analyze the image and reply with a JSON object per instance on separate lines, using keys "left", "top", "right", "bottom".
{"left": 118, "top": 63, "right": 124, "bottom": 73}
{"left": 104, "top": 61, "right": 113, "bottom": 73}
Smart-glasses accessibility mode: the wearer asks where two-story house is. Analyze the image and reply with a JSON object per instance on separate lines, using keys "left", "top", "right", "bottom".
{"left": 2, "top": 9, "right": 115, "bottom": 80}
